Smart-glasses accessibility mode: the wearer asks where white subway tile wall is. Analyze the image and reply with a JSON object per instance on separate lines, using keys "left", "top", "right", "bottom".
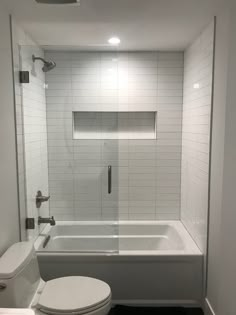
{"left": 12, "top": 21, "right": 49, "bottom": 240}
{"left": 181, "top": 22, "right": 214, "bottom": 253}
{"left": 45, "top": 51, "right": 183, "bottom": 221}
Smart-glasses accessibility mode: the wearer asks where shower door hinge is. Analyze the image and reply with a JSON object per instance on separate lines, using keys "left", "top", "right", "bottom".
{"left": 25, "top": 218, "right": 35, "bottom": 230}
{"left": 19, "top": 71, "right": 30, "bottom": 83}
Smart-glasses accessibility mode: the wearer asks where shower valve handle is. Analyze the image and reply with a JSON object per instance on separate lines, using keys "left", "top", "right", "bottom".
{"left": 36, "top": 190, "right": 50, "bottom": 208}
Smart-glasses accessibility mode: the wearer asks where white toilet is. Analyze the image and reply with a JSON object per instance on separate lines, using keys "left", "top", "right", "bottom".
{"left": 0, "top": 242, "right": 111, "bottom": 315}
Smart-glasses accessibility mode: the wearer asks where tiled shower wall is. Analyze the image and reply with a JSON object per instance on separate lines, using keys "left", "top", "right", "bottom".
{"left": 181, "top": 22, "right": 214, "bottom": 253}
{"left": 12, "top": 21, "right": 49, "bottom": 240}
{"left": 45, "top": 51, "right": 183, "bottom": 221}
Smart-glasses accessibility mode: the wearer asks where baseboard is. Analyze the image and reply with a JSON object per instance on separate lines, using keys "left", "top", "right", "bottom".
{"left": 204, "top": 298, "right": 216, "bottom": 315}
{"left": 113, "top": 300, "right": 201, "bottom": 308}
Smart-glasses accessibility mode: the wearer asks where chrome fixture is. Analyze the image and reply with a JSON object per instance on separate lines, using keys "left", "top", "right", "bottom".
{"left": 36, "top": 190, "right": 50, "bottom": 208}
{"left": 38, "top": 216, "right": 56, "bottom": 226}
{"left": 32, "top": 55, "right": 56, "bottom": 72}
{"left": 108, "top": 165, "right": 112, "bottom": 194}
{"left": 35, "top": 0, "right": 79, "bottom": 4}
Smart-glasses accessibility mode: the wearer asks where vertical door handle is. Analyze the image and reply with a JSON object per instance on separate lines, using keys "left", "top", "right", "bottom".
{"left": 108, "top": 165, "right": 112, "bottom": 194}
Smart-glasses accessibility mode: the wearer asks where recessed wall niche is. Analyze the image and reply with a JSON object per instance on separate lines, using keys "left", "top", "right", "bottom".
{"left": 73, "top": 111, "right": 157, "bottom": 140}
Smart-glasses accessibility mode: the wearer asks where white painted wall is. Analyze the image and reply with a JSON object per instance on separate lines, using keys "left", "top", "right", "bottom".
{"left": 206, "top": 4, "right": 236, "bottom": 315}
{"left": 181, "top": 22, "right": 215, "bottom": 254}
{"left": 45, "top": 51, "right": 183, "bottom": 221}
{"left": 206, "top": 9, "right": 229, "bottom": 314}
{"left": 0, "top": 8, "right": 20, "bottom": 255}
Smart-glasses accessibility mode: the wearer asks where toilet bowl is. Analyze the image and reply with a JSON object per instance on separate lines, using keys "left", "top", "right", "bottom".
{"left": 0, "top": 242, "right": 111, "bottom": 315}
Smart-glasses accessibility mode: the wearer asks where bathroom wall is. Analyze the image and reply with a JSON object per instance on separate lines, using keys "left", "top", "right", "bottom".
{"left": 0, "top": 9, "right": 20, "bottom": 255}
{"left": 206, "top": 5, "right": 236, "bottom": 315}
{"left": 205, "top": 9, "right": 228, "bottom": 315}
{"left": 45, "top": 51, "right": 183, "bottom": 221}
{"left": 181, "top": 22, "right": 215, "bottom": 253}
{"left": 11, "top": 21, "right": 49, "bottom": 240}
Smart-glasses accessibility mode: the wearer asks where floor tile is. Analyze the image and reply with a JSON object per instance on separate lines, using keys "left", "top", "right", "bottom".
{"left": 109, "top": 305, "right": 204, "bottom": 315}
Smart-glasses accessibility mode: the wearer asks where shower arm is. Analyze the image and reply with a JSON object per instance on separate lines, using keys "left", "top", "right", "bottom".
{"left": 32, "top": 55, "right": 46, "bottom": 63}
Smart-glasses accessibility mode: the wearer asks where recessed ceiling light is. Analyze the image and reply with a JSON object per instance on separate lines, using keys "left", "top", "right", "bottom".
{"left": 193, "top": 83, "right": 200, "bottom": 89}
{"left": 108, "top": 37, "right": 121, "bottom": 45}
{"left": 35, "top": 0, "right": 80, "bottom": 4}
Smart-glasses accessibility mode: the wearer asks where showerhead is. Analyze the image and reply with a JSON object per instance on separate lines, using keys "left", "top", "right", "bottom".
{"left": 42, "top": 60, "right": 57, "bottom": 72}
{"left": 32, "top": 55, "right": 56, "bottom": 72}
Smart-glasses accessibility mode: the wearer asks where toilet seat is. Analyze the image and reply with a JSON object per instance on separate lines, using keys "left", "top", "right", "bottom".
{"left": 37, "top": 276, "right": 111, "bottom": 315}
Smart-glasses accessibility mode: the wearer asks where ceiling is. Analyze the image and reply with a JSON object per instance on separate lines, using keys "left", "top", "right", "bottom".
{"left": 2, "top": 0, "right": 227, "bottom": 50}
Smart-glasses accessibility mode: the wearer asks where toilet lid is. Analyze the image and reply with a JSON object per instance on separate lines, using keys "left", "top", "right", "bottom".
{"left": 37, "top": 276, "right": 111, "bottom": 315}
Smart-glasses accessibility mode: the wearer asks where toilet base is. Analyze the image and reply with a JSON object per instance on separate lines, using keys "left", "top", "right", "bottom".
{"left": 34, "top": 300, "right": 111, "bottom": 315}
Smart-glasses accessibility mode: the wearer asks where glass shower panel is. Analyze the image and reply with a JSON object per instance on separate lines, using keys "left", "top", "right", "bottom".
{"left": 15, "top": 44, "right": 50, "bottom": 241}
{"left": 16, "top": 44, "right": 120, "bottom": 252}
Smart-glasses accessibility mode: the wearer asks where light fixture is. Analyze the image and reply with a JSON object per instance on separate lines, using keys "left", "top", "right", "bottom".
{"left": 108, "top": 37, "right": 121, "bottom": 45}
{"left": 35, "top": 0, "right": 80, "bottom": 4}
{"left": 193, "top": 83, "right": 200, "bottom": 89}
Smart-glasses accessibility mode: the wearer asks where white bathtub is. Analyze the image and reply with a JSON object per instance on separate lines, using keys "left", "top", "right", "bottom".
{"left": 36, "top": 221, "right": 200, "bottom": 255}
{"left": 35, "top": 221, "right": 203, "bottom": 307}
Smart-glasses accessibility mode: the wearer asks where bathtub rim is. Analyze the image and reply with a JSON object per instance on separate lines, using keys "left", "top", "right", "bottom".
{"left": 34, "top": 220, "right": 202, "bottom": 257}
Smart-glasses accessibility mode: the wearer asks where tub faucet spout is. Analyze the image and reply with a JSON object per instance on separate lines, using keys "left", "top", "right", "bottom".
{"left": 38, "top": 216, "right": 56, "bottom": 226}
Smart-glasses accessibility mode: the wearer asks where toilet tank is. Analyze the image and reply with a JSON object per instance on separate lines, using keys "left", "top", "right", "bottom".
{"left": 0, "top": 242, "right": 41, "bottom": 308}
